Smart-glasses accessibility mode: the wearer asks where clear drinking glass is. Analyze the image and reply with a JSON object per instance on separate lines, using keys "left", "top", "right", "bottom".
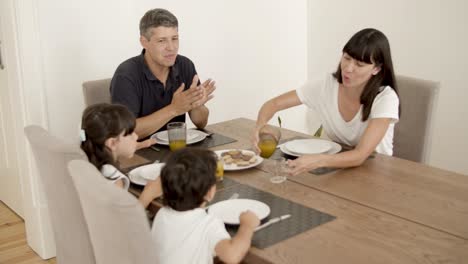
{"left": 270, "top": 157, "right": 288, "bottom": 184}
{"left": 258, "top": 124, "right": 281, "bottom": 158}
{"left": 167, "top": 122, "right": 187, "bottom": 151}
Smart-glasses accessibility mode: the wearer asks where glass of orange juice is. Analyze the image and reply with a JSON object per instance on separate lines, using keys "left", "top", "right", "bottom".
{"left": 167, "top": 122, "right": 186, "bottom": 151}
{"left": 258, "top": 124, "right": 281, "bottom": 158}
{"left": 216, "top": 157, "right": 224, "bottom": 181}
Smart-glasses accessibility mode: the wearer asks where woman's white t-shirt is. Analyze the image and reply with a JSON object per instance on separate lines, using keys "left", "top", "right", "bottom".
{"left": 151, "top": 207, "right": 230, "bottom": 264}
{"left": 100, "top": 164, "right": 130, "bottom": 190}
{"left": 296, "top": 74, "right": 399, "bottom": 155}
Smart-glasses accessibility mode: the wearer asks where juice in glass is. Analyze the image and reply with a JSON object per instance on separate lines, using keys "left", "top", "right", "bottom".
{"left": 216, "top": 158, "right": 224, "bottom": 181}
{"left": 258, "top": 124, "right": 280, "bottom": 158}
{"left": 169, "top": 139, "right": 186, "bottom": 151}
{"left": 258, "top": 138, "right": 278, "bottom": 158}
{"left": 167, "top": 122, "right": 186, "bottom": 151}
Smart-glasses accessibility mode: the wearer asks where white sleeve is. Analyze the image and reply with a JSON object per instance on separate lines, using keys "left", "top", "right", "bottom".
{"left": 370, "top": 86, "right": 400, "bottom": 123}
{"left": 208, "top": 216, "right": 231, "bottom": 256}
{"left": 296, "top": 75, "right": 329, "bottom": 111}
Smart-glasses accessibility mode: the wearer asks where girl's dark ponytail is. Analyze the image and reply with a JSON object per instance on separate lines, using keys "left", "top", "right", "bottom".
{"left": 80, "top": 137, "right": 114, "bottom": 170}
{"left": 80, "top": 103, "right": 136, "bottom": 170}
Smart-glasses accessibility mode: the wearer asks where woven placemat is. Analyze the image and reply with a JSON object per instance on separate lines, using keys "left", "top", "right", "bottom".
{"left": 209, "top": 182, "right": 336, "bottom": 249}
{"left": 135, "top": 132, "right": 237, "bottom": 162}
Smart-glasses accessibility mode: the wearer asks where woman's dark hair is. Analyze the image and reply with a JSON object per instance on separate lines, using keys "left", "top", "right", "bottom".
{"left": 333, "top": 28, "right": 400, "bottom": 121}
{"left": 80, "top": 103, "right": 136, "bottom": 170}
{"left": 161, "top": 148, "right": 217, "bottom": 211}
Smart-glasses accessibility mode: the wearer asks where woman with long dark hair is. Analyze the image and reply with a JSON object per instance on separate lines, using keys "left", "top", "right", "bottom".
{"left": 253, "top": 28, "right": 400, "bottom": 175}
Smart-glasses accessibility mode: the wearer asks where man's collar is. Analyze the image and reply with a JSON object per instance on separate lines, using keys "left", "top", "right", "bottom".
{"left": 140, "top": 49, "right": 180, "bottom": 82}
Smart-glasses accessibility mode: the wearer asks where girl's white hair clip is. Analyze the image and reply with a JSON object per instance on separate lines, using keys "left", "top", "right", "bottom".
{"left": 79, "top": 129, "right": 87, "bottom": 142}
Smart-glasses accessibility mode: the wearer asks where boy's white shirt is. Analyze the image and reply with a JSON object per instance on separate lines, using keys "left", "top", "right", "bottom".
{"left": 151, "top": 207, "right": 230, "bottom": 264}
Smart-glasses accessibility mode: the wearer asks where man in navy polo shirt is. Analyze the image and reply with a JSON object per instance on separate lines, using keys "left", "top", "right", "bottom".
{"left": 111, "top": 8, "right": 215, "bottom": 139}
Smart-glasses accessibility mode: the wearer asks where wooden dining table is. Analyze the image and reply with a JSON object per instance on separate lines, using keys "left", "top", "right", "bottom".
{"left": 122, "top": 118, "right": 468, "bottom": 264}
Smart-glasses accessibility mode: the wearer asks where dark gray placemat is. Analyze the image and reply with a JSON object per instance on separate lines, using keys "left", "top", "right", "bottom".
{"left": 209, "top": 181, "right": 336, "bottom": 249}
{"left": 135, "top": 132, "right": 237, "bottom": 162}
{"left": 192, "top": 131, "right": 237, "bottom": 148}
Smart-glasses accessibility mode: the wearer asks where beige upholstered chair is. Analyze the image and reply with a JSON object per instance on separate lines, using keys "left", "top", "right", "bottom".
{"left": 82, "top": 78, "right": 112, "bottom": 106}
{"left": 24, "top": 125, "right": 95, "bottom": 264}
{"left": 393, "top": 75, "right": 440, "bottom": 163}
{"left": 68, "top": 160, "right": 157, "bottom": 264}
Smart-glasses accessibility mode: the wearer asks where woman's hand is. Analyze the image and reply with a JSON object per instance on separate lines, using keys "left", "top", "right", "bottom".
{"left": 253, "top": 90, "right": 302, "bottom": 153}
{"left": 287, "top": 154, "right": 328, "bottom": 176}
{"left": 251, "top": 125, "right": 262, "bottom": 153}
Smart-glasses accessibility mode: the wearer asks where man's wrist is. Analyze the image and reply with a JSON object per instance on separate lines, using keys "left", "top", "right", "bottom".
{"left": 166, "top": 104, "right": 181, "bottom": 117}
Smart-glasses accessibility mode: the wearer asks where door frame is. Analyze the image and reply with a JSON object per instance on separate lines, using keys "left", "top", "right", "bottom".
{"left": 1, "top": 0, "right": 56, "bottom": 259}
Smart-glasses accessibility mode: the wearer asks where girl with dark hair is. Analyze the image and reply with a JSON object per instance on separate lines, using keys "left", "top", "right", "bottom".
{"left": 253, "top": 28, "right": 400, "bottom": 176}
{"left": 80, "top": 103, "right": 161, "bottom": 208}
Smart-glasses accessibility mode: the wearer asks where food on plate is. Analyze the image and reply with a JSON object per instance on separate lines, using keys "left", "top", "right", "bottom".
{"left": 236, "top": 160, "right": 250, "bottom": 167}
{"left": 223, "top": 156, "right": 234, "bottom": 165}
{"left": 220, "top": 150, "right": 257, "bottom": 167}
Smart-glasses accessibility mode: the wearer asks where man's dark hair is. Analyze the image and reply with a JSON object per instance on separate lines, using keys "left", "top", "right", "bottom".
{"left": 139, "top": 8, "right": 178, "bottom": 40}
{"left": 161, "top": 148, "right": 217, "bottom": 211}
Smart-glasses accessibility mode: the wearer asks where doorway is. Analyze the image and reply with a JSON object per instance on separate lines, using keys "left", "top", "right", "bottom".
{"left": 0, "top": 0, "right": 24, "bottom": 218}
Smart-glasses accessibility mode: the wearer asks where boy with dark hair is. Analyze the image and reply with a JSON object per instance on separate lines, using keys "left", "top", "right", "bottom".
{"left": 152, "top": 148, "right": 259, "bottom": 264}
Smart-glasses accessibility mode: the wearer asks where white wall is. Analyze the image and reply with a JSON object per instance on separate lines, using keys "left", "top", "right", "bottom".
{"left": 33, "top": 0, "right": 468, "bottom": 173}
{"left": 36, "top": 0, "right": 308, "bottom": 141}
{"left": 308, "top": 0, "right": 468, "bottom": 175}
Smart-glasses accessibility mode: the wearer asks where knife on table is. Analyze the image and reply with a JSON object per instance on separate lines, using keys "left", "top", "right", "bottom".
{"left": 254, "top": 214, "right": 291, "bottom": 232}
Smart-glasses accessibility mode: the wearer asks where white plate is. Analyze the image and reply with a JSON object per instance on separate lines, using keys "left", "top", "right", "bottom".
{"left": 151, "top": 130, "right": 207, "bottom": 145}
{"left": 214, "top": 149, "right": 263, "bottom": 171}
{"left": 154, "top": 130, "right": 199, "bottom": 142}
{"left": 284, "top": 139, "right": 332, "bottom": 155}
{"left": 208, "top": 199, "right": 270, "bottom": 225}
{"left": 128, "top": 163, "right": 165, "bottom": 186}
{"left": 280, "top": 139, "right": 342, "bottom": 157}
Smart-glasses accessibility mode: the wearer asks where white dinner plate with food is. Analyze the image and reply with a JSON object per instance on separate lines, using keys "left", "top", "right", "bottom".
{"left": 207, "top": 199, "right": 270, "bottom": 225}
{"left": 283, "top": 139, "right": 332, "bottom": 155}
{"left": 151, "top": 130, "right": 207, "bottom": 145}
{"left": 214, "top": 149, "right": 263, "bottom": 171}
{"left": 128, "top": 163, "right": 165, "bottom": 186}
{"left": 280, "top": 139, "right": 342, "bottom": 157}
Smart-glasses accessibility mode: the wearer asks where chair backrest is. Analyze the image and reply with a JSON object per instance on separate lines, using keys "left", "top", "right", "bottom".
{"left": 82, "top": 78, "right": 112, "bottom": 106}
{"left": 393, "top": 75, "right": 440, "bottom": 163}
{"left": 24, "top": 125, "right": 95, "bottom": 264}
{"left": 68, "top": 160, "right": 157, "bottom": 264}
